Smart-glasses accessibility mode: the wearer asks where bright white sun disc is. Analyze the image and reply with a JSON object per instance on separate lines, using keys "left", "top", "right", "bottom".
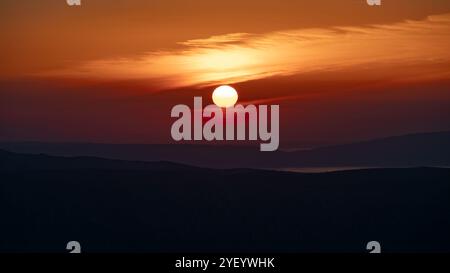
{"left": 212, "top": 85, "right": 238, "bottom": 108}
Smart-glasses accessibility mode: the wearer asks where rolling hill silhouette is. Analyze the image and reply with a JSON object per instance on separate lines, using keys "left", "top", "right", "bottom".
{"left": 0, "top": 149, "right": 199, "bottom": 172}
{"left": 1, "top": 149, "right": 450, "bottom": 252}
{"left": 1, "top": 131, "right": 449, "bottom": 169}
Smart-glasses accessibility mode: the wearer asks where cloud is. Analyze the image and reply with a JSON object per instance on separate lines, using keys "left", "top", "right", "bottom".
{"left": 45, "top": 13, "right": 450, "bottom": 89}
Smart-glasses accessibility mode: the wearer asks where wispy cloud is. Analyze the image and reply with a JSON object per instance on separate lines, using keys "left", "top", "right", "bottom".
{"left": 46, "top": 13, "right": 450, "bottom": 89}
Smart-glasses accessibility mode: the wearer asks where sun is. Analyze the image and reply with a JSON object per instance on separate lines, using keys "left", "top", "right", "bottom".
{"left": 212, "top": 85, "right": 238, "bottom": 108}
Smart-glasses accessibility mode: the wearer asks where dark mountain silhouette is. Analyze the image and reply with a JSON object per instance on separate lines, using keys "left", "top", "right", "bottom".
{"left": 1, "top": 150, "right": 450, "bottom": 252}
{"left": 285, "top": 130, "right": 450, "bottom": 168}
{"left": 1, "top": 131, "right": 449, "bottom": 169}
{"left": 0, "top": 149, "right": 200, "bottom": 172}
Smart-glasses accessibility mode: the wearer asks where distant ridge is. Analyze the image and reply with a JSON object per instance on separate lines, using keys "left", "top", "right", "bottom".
{"left": 0, "top": 149, "right": 200, "bottom": 172}
{"left": 1, "top": 131, "right": 449, "bottom": 169}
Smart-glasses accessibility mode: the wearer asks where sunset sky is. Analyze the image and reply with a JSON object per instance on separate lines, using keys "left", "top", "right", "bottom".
{"left": 1, "top": 0, "right": 450, "bottom": 147}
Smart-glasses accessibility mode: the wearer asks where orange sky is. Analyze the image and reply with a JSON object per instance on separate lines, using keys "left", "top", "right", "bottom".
{"left": 2, "top": 0, "right": 450, "bottom": 77}
{"left": 1, "top": 0, "right": 450, "bottom": 146}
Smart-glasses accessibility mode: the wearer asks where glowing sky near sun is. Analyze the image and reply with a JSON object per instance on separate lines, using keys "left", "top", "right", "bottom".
{"left": 1, "top": 0, "right": 450, "bottom": 145}
{"left": 45, "top": 14, "right": 450, "bottom": 90}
